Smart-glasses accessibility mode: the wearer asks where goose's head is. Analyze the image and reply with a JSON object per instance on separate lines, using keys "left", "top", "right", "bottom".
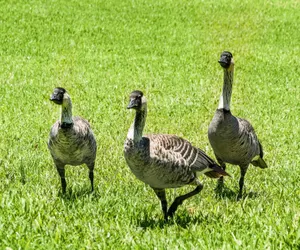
{"left": 218, "top": 51, "right": 233, "bottom": 69}
{"left": 127, "top": 90, "right": 146, "bottom": 111}
{"left": 50, "top": 87, "right": 68, "bottom": 105}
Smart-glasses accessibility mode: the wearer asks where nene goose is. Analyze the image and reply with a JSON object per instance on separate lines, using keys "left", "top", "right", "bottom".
{"left": 48, "top": 87, "right": 97, "bottom": 193}
{"left": 124, "top": 90, "right": 229, "bottom": 220}
{"left": 208, "top": 51, "right": 267, "bottom": 199}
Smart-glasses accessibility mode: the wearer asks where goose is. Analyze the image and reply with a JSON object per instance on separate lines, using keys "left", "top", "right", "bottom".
{"left": 124, "top": 90, "right": 229, "bottom": 220}
{"left": 48, "top": 87, "right": 97, "bottom": 193}
{"left": 208, "top": 51, "right": 268, "bottom": 199}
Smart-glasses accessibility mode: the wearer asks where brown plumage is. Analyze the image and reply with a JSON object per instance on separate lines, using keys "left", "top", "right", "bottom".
{"left": 124, "top": 90, "right": 229, "bottom": 220}
{"left": 48, "top": 87, "right": 97, "bottom": 193}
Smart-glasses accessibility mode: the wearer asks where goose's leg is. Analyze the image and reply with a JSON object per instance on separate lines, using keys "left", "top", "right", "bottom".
{"left": 87, "top": 162, "right": 95, "bottom": 192}
{"left": 56, "top": 164, "right": 66, "bottom": 194}
{"left": 217, "top": 158, "right": 226, "bottom": 186}
{"left": 168, "top": 181, "right": 203, "bottom": 219}
{"left": 152, "top": 188, "right": 168, "bottom": 221}
{"left": 237, "top": 165, "right": 248, "bottom": 200}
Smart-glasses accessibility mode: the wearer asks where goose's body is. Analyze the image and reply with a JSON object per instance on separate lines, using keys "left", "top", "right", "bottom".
{"left": 124, "top": 90, "right": 229, "bottom": 220}
{"left": 49, "top": 117, "right": 96, "bottom": 166}
{"left": 208, "top": 52, "right": 267, "bottom": 199}
{"left": 48, "top": 88, "right": 97, "bottom": 193}
{"left": 209, "top": 110, "right": 263, "bottom": 166}
{"left": 125, "top": 134, "right": 222, "bottom": 189}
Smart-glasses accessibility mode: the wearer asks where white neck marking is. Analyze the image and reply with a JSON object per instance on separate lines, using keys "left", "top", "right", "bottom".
{"left": 61, "top": 94, "right": 73, "bottom": 124}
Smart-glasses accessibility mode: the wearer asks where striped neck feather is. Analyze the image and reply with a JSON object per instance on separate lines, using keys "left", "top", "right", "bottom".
{"left": 61, "top": 96, "right": 73, "bottom": 125}
{"left": 218, "top": 68, "right": 234, "bottom": 111}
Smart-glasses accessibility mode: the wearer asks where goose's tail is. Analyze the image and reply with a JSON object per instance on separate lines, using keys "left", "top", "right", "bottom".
{"left": 194, "top": 148, "right": 231, "bottom": 178}
{"left": 204, "top": 164, "right": 231, "bottom": 178}
{"left": 251, "top": 142, "right": 268, "bottom": 169}
{"left": 251, "top": 156, "right": 268, "bottom": 169}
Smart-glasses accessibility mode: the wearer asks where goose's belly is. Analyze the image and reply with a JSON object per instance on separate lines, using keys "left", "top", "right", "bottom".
{"left": 50, "top": 139, "right": 94, "bottom": 165}
{"left": 52, "top": 146, "right": 84, "bottom": 165}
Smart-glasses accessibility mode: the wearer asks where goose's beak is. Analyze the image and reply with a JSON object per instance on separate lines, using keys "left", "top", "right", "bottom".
{"left": 127, "top": 99, "right": 138, "bottom": 109}
{"left": 218, "top": 57, "right": 231, "bottom": 69}
{"left": 50, "top": 94, "right": 63, "bottom": 105}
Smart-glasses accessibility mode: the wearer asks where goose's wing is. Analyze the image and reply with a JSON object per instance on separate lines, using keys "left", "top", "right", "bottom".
{"left": 73, "top": 117, "right": 96, "bottom": 139}
{"left": 238, "top": 117, "right": 256, "bottom": 134}
{"left": 72, "top": 117, "right": 97, "bottom": 154}
{"left": 73, "top": 116, "right": 92, "bottom": 131}
{"left": 49, "top": 121, "right": 60, "bottom": 139}
{"left": 237, "top": 118, "right": 268, "bottom": 168}
{"left": 147, "top": 134, "right": 229, "bottom": 178}
{"left": 237, "top": 117, "right": 260, "bottom": 151}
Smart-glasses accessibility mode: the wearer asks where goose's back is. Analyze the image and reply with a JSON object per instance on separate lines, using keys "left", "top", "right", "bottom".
{"left": 208, "top": 109, "right": 260, "bottom": 165}
{"left": 48, "top": 116, "right": 97, "bottom": 166}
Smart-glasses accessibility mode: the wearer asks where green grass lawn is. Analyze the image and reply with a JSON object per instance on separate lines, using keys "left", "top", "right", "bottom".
{"left": 0, "top": 0, "right": 299, "bottom": 248}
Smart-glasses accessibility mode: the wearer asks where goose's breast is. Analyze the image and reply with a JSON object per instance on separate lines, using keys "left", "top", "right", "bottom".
{"left": 49, "top": 132, "right": 95, "bottom": 165}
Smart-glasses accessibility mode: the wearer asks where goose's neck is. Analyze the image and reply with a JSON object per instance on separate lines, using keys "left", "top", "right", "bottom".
{"left": 127, "top": 106, "right": 147, "bottom": 143}
{"left": 61, "top": 96, "right": 73, "bottom": 126}
{"left": 218, "top": 67, "right": 234, "bottom": 111}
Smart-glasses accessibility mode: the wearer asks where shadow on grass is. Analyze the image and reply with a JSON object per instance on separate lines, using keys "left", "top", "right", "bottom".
{"left": 243, "top": 191, "right": 260, "bottom": 200}
{"left": 214, "top": 181, "right": 237, "bottom": 200}
{"left": 58, "top": 187, "right": 101, "bottom": 201}
{"left": 136, "top": 217, "right": 166, "bottom": 229}
{"left": 136, "top": 213, "right": 205, "bottom": 229}
{"left": 214, "top": 182, "right": 260, "bottom": 201}
{"left": 172, "top": 214, "right": 205, "bottom": 228}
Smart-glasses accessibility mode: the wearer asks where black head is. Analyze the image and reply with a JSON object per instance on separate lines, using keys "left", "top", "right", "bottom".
{"left": 218, "top": 51, "right": 233, "bottom": 69}
{"left": 127, "top": 90, "right": 144, "bottom": 110}
{"left": 50, "top": 87, "right": 66, "bottom": 105}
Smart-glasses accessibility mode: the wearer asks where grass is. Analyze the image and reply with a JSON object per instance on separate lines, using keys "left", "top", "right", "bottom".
{"left": 0, "top": 0, "right": 299, "bottom": 248}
